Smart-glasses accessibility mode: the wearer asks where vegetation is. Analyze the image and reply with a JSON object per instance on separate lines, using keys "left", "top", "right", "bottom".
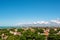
{"left": 0, "top": 27, "right": 60, "bottom": 40}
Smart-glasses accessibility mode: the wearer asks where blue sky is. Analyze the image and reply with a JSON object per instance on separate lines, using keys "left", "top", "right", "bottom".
{"left": 0, "top": 0, "right": 60, "bottom": 26}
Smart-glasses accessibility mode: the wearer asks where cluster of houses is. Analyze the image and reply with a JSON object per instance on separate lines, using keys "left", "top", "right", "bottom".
{"left": 0, "top": 27, "right": 60, "bottom": 40}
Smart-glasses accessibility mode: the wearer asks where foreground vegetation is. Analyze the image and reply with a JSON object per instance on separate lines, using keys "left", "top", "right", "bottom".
{"left": 0, "top": 27, "right": 60, "bottom": 40}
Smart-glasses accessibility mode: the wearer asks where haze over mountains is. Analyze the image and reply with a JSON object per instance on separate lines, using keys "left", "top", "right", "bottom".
{"left": 16, "top": 19, "right": 60, "bottom": 27}
{"left": 0, "top": 19, "right": 60, "bottom": 28}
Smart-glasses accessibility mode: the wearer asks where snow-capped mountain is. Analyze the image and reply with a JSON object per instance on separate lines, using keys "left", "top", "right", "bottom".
{"left": 16, "top": 19, "right": 60, "bottom": 27}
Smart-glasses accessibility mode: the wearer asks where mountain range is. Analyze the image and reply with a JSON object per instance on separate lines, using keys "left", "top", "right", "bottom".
{"left": 17, "top": 19, "right": 60, "bottom": 27}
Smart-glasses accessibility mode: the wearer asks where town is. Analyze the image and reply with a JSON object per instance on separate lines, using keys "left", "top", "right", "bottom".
{"left": 0, "top": 27, "right": 60, "bottom": 40}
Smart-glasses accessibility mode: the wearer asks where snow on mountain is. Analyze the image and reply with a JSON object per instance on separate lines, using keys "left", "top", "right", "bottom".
{"left": 16, "top": 19, "right": 60, "bottom": 27}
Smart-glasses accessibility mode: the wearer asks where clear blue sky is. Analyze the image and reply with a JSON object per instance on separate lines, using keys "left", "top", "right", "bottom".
{"left": 0, "top": 0, "right": 60, "bottom": 26}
